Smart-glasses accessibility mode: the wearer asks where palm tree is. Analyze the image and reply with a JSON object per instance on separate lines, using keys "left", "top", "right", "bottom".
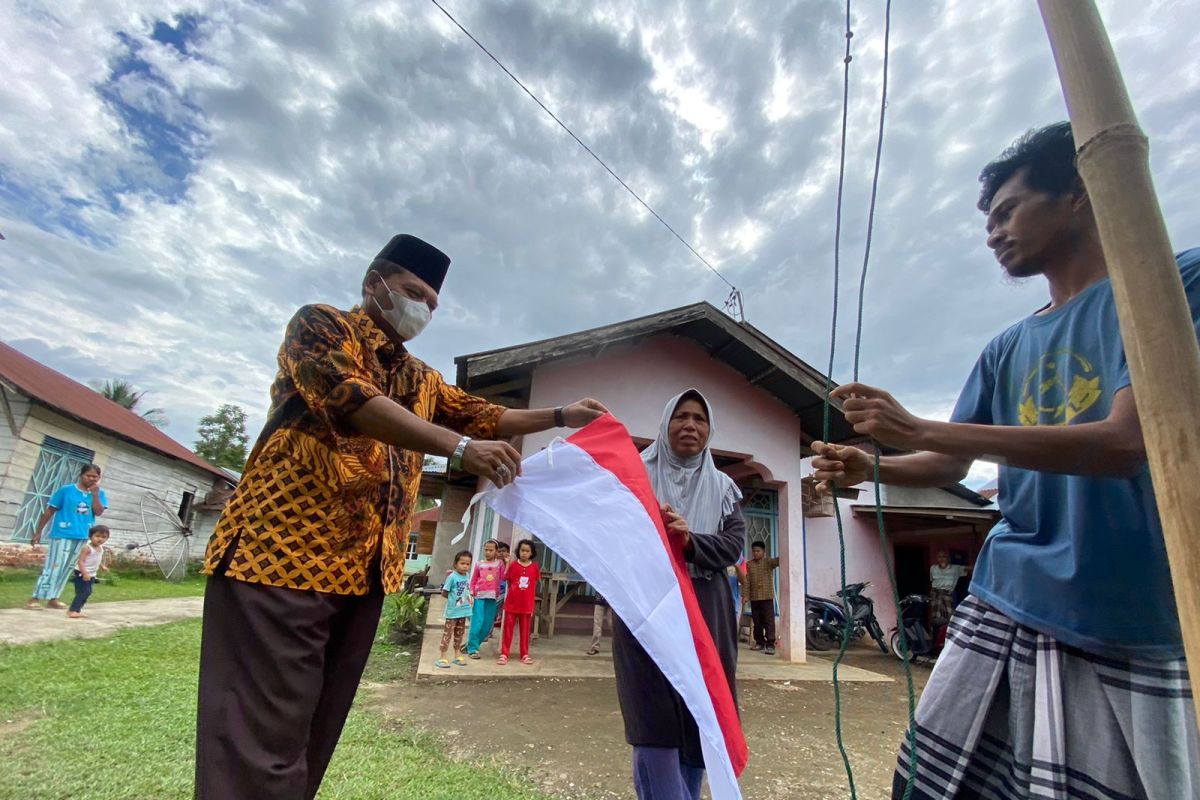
{"left": 91, "top": 379, "right": 169, "bottom": 428}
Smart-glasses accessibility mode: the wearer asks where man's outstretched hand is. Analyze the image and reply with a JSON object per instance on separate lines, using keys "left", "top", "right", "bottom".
{"left": 832, "top": 382, "right": 927, "bottom": 450}
{"left": 562, "top": 398, "right": 609, "bottom": 427}
{"left": 810, "top": 440, "right": 873, "bottom": 493}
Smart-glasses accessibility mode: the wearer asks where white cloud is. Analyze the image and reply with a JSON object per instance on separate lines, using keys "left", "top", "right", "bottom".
{"left": 0, "top": 0, "right": 1196, "bottom": 466}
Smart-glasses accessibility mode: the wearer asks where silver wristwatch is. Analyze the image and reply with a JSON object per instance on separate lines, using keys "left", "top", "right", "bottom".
{"left": 449, "top": 436, "right": 472, "bottom": 471}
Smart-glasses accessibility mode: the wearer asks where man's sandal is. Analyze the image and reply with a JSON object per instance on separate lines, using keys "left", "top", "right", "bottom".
{"left": 434, "top": 659, "right": 451, "bottom": 669}
{"left": 452, "top": 656, "right": 468, "bottom": 666}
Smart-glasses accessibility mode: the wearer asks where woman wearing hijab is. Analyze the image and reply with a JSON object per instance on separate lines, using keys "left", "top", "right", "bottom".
{"left": 612, "top": 388, "right": 746, "bottom": 800}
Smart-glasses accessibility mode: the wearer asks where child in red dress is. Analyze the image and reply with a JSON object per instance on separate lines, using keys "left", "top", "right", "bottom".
{"left": 498, "top": 539, "right": 540, "bottom": 665}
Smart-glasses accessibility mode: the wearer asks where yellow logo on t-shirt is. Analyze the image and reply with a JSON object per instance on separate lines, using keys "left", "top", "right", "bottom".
{"left": 1018, "top": 349, "right": 1102, "bottom": 426}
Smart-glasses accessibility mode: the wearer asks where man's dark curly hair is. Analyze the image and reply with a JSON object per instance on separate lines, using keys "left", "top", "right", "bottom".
{"left": 977, "top": 122, "right": 1078, "bottom": 213}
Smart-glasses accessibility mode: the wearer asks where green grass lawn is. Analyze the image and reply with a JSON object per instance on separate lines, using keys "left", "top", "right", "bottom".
{"left": 0, "top": 618, "right": 554, "bottom": 800}
{"left": 0, "top": 568, "right": 207, "bottom": 609}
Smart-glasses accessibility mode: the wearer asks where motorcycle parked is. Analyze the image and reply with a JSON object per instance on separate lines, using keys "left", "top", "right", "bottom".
{"left": 805, "top": 581, "right": 889, "bottom": 653}
{"left": 890, "top": 594, "right": 947, "bottom": 661}
{"left": 805, "top": 594, "right": 847, "bottom": 651}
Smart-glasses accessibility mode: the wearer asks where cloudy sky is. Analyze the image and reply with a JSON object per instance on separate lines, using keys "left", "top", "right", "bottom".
{"left": 1, "top": 0, "right": 1196, "bottom": 487}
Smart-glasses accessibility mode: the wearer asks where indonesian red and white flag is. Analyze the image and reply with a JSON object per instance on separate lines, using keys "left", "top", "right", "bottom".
{"left": 472, "top": 414, "right": 748, "bottom": 799}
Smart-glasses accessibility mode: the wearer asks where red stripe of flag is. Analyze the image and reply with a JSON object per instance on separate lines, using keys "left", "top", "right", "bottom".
{"left": 568, "top": 414, "right": 749, "bottom": 775}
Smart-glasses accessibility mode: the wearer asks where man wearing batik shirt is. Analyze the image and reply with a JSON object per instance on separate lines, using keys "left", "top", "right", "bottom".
{"left": 195, "top": 234, "right": 607, "bottom": 800}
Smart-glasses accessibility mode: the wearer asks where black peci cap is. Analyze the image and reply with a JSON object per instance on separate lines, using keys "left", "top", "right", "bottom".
{"left": 375, "top": 234, "right": 451, "bottom": 293}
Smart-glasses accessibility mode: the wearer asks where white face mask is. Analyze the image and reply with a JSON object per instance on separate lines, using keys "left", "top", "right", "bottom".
{"left": 371, "top": 277, "right": 432, "bottom": 341}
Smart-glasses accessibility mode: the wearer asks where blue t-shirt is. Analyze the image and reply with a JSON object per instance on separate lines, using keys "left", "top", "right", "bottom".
{"left": 953, "top": 248, "right": 1200, "bottom": 659}
{"left": 443, "top": 572, "right": 473, "bottom": 620}
{"left": 47, "top": 484, "right": 108, "bottom": 541}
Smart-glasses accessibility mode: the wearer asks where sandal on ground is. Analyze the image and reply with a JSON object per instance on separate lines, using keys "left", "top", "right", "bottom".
{"left": 496, "top": 655, "right": 509, "bottom": 665}
{"left": 68, "top": 611, "right": 86, "bottom": 619}
{"left": 434, "top": 659, "right": 451, "bottom": 669}
{"left": 468, "top": 652, "right": 481, "bottom": 659}
{"left": 24, "top": 600, "right": 44, "bottom": 611}
{"left": 520, "top": 655, "right": 533, "bottom": 665}
{"left": 47, "top": 600, "right": 67, "bottom": 610}
{"left": 587, "top": 647, "right": 600, "bottom": 655}
{"left": 452, "top": 656, "right": 468, "bottom": 666}
{"left": 765, "top": 647, "right": 775, "bottom": 655}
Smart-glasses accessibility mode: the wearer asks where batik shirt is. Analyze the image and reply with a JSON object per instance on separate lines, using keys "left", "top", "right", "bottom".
{"left": 203, "top": 304, "right": 505, "bottom": 595}
{"left": 744, "top": 556, "right": 779, "bottom": 601}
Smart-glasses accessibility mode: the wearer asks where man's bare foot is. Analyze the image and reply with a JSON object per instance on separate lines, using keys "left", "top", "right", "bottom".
{"left": 24, "top": 599, "right": 43, "bottom": 610}
{"left": 67, "top": 611, "right": 85, "bottom": 619}
{"left": 47, "top": 600, "right": 67, "bottom": 610}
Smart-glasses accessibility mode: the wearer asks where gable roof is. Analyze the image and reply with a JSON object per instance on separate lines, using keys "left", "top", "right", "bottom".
{"left": 0, "top": 341, "right": 230, "bottom": 482}
{"left": 456, "top": 301, "right": 860, "bottom": 445}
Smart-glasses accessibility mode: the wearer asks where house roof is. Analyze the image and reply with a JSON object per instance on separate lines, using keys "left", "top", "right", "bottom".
{"left": 0, "top": 341, "right": 230, "bottom": 482}
{"left": 455, "top": 301, "right": 859, "bottom": 445}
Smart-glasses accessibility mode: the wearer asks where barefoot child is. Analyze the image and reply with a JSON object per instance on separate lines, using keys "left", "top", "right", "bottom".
{"left": 466, "top": 539, "right": 504, "bottom": 658}
{"left": 498, "top": 539, "right": 540, "bottom": 666}
{"left": 436, "top": 550, "right": 473, "bottom": 669}
{"left": 68, "top": 525, "right": 110, "bottom": 618}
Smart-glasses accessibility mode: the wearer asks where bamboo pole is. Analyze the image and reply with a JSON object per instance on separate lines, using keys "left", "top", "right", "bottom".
{"left": 1038, "top": 1, "right": 1200, "bottom": 718}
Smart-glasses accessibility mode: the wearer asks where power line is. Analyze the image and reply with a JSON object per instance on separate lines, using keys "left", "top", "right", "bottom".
{"left": 428, "top": 0, "right": 741, "bottom": 302}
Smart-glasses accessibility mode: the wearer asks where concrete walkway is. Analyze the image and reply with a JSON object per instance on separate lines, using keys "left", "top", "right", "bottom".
{"left": 417, "top": 595, "right": 891, "bottom": 682}
{"left": 0, "top": 596, "right": 204, "bottom": 646}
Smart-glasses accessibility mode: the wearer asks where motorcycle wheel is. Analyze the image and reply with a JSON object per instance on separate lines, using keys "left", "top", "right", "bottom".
{"left": 806, "top": 612, "right": 839, "bottom": 651}
{"left": 890, "top": 631, "right": 913, "bottom": 661}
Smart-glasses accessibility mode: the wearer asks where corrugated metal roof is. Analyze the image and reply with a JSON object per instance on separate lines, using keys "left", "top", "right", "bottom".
{"left": 0, "top": 340, "right": 230, "bottom": 482}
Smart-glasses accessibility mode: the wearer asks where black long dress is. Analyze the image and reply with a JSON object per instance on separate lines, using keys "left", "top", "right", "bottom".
{"left": 612, "top": 506, "right": 746, "bottom": 768}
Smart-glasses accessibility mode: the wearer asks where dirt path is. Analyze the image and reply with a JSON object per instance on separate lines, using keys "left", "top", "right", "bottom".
{"left": 370, "top": 644, "right": 932, "bottom": 800}
{"left": 0, "top": 597, "right": 203, "bottom": 645}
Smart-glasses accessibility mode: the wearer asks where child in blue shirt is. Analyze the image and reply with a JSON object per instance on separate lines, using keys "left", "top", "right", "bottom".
{"left": 435, "top": 550, "right": 473, "bottom": 668}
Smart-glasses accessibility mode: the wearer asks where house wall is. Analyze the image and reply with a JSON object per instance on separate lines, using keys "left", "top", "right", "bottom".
{"left": 1, "top": 400, "right": 224, "bottom": 566}
{"left": 801, "top": 457, "right": 991, "bottom": 636}
{"left": 519, "top": 335, "right": 811, "bottom": 662}
{"left": 0, "top": 404, "right": 117, "bottom": 538}
{"left": 804, "top": 493, "right": 900, "bottom": 634}
{"left": 96, "top": 439, "right": 224, "bottom": 556}
{"left": 430, "top": 484, "right": 475, "bottom": 581}
{"left": 0, "top": 387, "right": 33, "bottom": 536}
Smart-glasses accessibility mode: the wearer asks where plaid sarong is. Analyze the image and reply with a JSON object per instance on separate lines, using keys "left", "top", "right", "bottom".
{"left": 930, "top": 589, "right": 954, "bottom": 625}
{"left": 893, "top": 596, "right": 1200, "bottom": 799}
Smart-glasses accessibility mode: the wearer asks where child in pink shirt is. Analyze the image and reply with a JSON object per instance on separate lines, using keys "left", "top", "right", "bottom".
{"left": 466, "top": 539, "right": 504, "bottom": 658}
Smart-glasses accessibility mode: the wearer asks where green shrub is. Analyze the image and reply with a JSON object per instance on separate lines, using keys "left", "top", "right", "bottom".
{"left": 382, "top": 591, "right": 427, "bottom": 644}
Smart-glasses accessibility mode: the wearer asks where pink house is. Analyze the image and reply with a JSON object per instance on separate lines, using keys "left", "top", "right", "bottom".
{"left": 425, "top": 303, "right": 995, "bottom": 662}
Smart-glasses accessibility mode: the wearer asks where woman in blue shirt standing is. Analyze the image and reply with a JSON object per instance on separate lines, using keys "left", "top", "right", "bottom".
{"left": 26, "top": 463, "right": 108, "bottom": 610}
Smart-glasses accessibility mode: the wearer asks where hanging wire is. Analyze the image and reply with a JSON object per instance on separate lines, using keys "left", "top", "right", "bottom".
{"left": 821, "top": 1, "right": 859, "bottom": 796}
{"left": 429, "top": 0, "right": 742, "bottom": 309}
{"left": 822, "top": 0, "right": 917, "bottom": 798}
{"left": 847, "top": 4, "right": 919, "bottom": 797}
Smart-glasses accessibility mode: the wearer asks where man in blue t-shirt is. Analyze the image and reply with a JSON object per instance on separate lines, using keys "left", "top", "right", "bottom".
{"left": 27, "top": 463, "right": 108, "bottom": 610}
{"left": 812, "top": 123, "right": 1199, "bottom": 799}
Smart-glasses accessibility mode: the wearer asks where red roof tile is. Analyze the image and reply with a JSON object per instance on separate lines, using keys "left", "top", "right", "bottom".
{"left": 0, "top": 341, "right": 230, "bottom": 482}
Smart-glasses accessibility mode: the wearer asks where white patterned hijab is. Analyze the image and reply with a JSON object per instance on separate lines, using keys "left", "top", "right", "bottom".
{"left": 640, "top": 388, "right": 742, "bottom": 535}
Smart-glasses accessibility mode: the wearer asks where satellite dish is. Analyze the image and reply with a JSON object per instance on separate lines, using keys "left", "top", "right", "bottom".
{"left": 126, "top": 492, "right": 193, "bottom": 582}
